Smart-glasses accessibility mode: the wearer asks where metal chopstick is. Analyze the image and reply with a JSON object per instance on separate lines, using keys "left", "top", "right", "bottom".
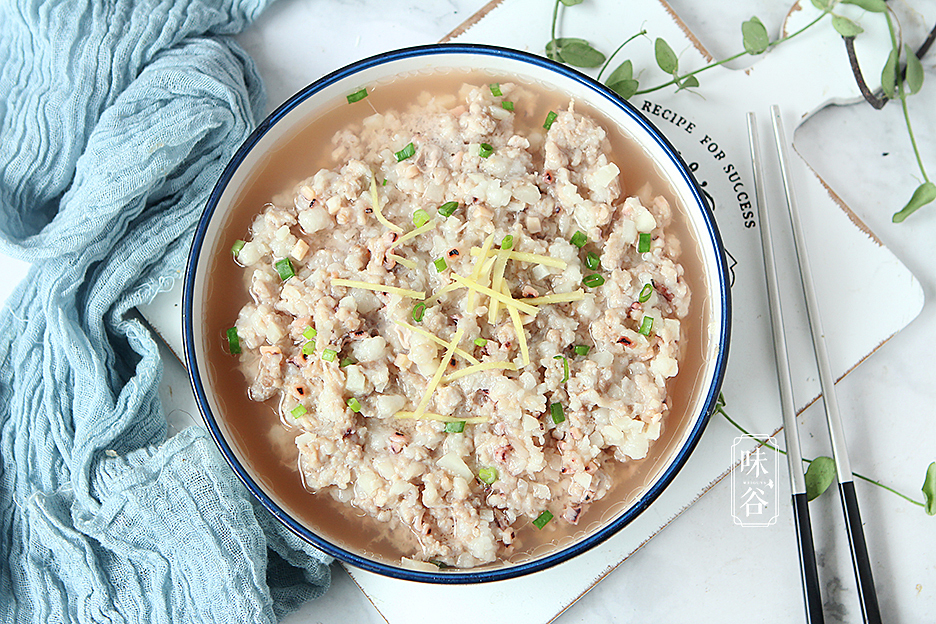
{"left": 769, "top": 105, "right": 882, "bottom": 624}
{"left": 747, "top": 112, "right": 824, "bottom": 624}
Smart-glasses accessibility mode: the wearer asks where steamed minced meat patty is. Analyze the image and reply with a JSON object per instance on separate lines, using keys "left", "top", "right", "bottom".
{"left": 230, "top": 81, "right": 689, "bottom": 568}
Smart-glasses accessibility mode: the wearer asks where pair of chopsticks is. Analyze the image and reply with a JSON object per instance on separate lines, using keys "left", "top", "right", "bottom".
{"left": 746, "top": 107, "right": 882, "bottom": 624}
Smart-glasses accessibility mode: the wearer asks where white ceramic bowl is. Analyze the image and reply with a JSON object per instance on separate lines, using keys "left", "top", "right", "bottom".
{"left": 183, "top": 44, "right": 731, "bottom": 583}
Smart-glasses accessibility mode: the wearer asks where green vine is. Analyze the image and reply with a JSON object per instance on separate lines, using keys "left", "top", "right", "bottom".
{"left": 545, "top": 0, "right": 934, "bottom": 222}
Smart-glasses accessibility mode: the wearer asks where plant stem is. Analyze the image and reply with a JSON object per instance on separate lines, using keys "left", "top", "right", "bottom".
{"left": 636, "top": 10, "right": 830, "bottom": 95}
{"left": 550, "top": 0, "right": 561, "bottom": 61}
{"left": 715, "top": 401, "right": 925, "bottom": 508}
{"left": 597, "top": 29, "right": 647, "bottom": 82}
{"left": 887, "top": 12, "right": 931, "bottom": 184}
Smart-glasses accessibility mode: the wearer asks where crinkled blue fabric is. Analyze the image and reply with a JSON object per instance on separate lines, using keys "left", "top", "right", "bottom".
{"left": 0, "top": 0, "right": 333, "bottom": 621}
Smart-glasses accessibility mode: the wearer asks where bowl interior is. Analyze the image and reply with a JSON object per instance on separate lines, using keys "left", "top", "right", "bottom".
{"left": 184, "top": 45, "right": 729, "bottom": 583}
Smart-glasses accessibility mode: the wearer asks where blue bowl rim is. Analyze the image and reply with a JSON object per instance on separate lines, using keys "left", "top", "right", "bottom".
{"left": 183, "top": 42, "right": 731, "bottom": 584}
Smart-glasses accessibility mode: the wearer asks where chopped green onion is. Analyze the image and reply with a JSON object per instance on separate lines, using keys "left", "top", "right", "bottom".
{"left": 340, "top": 357, "right": 356, "bottom": 368}
{"left": 543, "top": 111, "right": 558, "bottom": 130}
{"left": 501, "top": 235, "right": 514, "bottom": 250}
{"left": 554, "top": 355, "right": 569, "bottom": 383}
{"left": 533, "top": 510, "right": 554, "bottom": 529}
{"left": 291, "top": 404, "right": 307, "bottom": 419}
{"left": 570, "top": 230, "right": 587, "bottom": 248}
{"left": 478, "top": 466, "right": 499, "bottom": 485}
{"left": 412, "top": 208, "right": 431, "bottom": 228}
{"left": 489, "top": 83, "right": 502, "bottom": 97}
{"left": 302, "top": 326, "right": 317, "bottom": 341}
{"left": 231, "top": 239, "right": 245, "bottom": 256}
{"left": 434, "top": 257, "right": 447, "bottom": 272}
{"left": 226, "top": 327, "right": 241, "bottom": 355}
{"left": 322, "top": 348, "right": 337, "bottom": 362}
{"left": 412, "top": 302, "right": 426, "bottom": 322}
{"left": 274, "top": 257, "right": 295, "bottom": 280}
{"left": 638, "top": 283, "right": 653, "bottom": 303}
{"left": 438, "top": 201, "right": 458, "bottom": 217}
{"left": 550, "top": 402, "right": 565, "bottom": 424}
{"left": 573, "top": 345, "right": 590, "bottom": 356}
{"left": 583, "top": 273, "right": 605, "bottom": 288}
{"left": 301, "top": 341, "right": 316, "bottom": 356}
{"left": 444, "top": 420, "right": 466, "bottom": 433}
{"left": 474, "top": 338, "right": 488, "bottom": 347}
{"left": 395, "top": 142, "right": 416, "bottom": 161}
{"left": 585, "top": 251, "right": 601, "bottom": 270}
{"left": 501, "top": 101, "right": 514, "bottom": 111}
{"left": 346, "top": 88, "right": 368, "bottom": 104}
{"left": 638, "top": 316, "right": 654, "bottom": 336}
{"left": 382, "top": 178, "right": 388, "bottom": 186}
{"left": 429, "top": 559, "right": 452, "bottom": 569}
{"left": 347, "top": 397, "right": 362, "bottom": 413}
{"left": 479, "top": 143, "right": 494, "bottom": 158}
{"left": 638, "top": 232, "right": 652, "bottom": 253}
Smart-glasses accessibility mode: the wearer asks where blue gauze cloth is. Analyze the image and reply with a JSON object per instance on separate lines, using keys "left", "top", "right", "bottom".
{"left": 0, "top": 0, "right": 334, "bottom": 621}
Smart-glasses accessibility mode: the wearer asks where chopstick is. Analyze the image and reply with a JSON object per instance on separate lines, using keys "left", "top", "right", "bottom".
{"left": 746, "top": 112, "right": 824, "bottom": 624}
{"left": 768, "top": 105, "right": 882, "bottom": 624}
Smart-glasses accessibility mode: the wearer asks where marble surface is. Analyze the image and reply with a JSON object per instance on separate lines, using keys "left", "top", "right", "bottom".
{"left": 2, "top": 0, "right": 934, "bottom": 622}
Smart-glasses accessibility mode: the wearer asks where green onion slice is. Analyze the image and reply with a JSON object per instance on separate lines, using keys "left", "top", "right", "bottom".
{"left": 412, "top": 302, "right": 426, "bottom": 322}
{"left": 638, "top": 315, "right": 654, "bottom": 336}
{"left": 550, "top": 402, "right": 565, "bottom": 424}
{"left": 347, "top": 397, "right": 362, "bottom": 413}
{"left": 346, "top": 88, "right": 368, "bottom": 104}
{"left": 501, "top": 235, "right": 514, "bottom": 250}
{"left": 395, "top": 142, "right": 416, "bottom": 162}
{"left": 474, "top": 338, "right": 488, "bottom": 347}
{"left": 479, "top": 143, "right": 494, "bottom": 158}
{"left": 301, "top": 341, "right": 316, "bottom": 356}
{"left": 570, "top": 230, "right": 587, "bottom": 248}
{"left": 231, "top": 240, "right": 245, "bottom": 256}
{"left": 489, "top": 83, "right": 502, "bottom": 97}
{"left": 501, "top": 101, "right": 514, "bottom": 111}
{"left": 585, "top": 251, "right": 600, "bottom": 270}
{"left": 554, "top": 355, "right": 569, "bottom": 383}
{"left": 382, "top": 178, "right": 388, "bottom": 186}
{"left": 434, "top": 257, "right": 447, "bottom": 272}
{"left": 543, "top": 111, "right": 558, "bottom": 130}
{"left": 226, "top": 327, "right": 241, "bottom": 355}
{"left": 413, "top": 208, "right": 431, "bottom": 228}
{"left": 274, "top": 257, "right": 295, "bottom": 281}
{"left": 322, "top": 348, "right": 337, "bottom": 362}
{"left": 444, "top": 420, "right": 466, "bottom": 433}
{"left": 533, "top": 510, "right": 554, "bottom": 529}
{"left": 573, "top": 345, "right": 590, "bottom": 356}
{"left": 478, "top": 466, "right": 499, "bottom": 485}
{"left": 339, "top": 357, "right": 356, "bottom": 368}
{"left": 438, "top": 201, "right": 458, "bottom": 217}
{"left": 291, "top": 404, "right": 307, "bottom": 419}
{"left": 638, "top": 232, "right": 652, "bottom": 253}
{"left": 302, "top": 326, "right": 317, "bottom": 341}
{"left": 638, "top": 283, "right": 653, "bottom": 303}
{"left": 583, "top": 273, "right": 605, "bottom": 288}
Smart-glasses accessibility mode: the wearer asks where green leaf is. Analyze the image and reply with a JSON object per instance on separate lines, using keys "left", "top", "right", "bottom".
{"left": 841, "top": 0, "right": 887, "bottom": 12}
{"left": 905, "top": 44, "right": 925, "bottom": 95}
{"left": 805, "top": 456, "right": 836, "bottom": 501}
{"left": 811, "top": 0, "right": 833, "bottom": 9}
{"left": 677, "top": 74, "right": 700, "bottom": 91}
{"left": 881, "top": 47, "right": 899, "bottom": 99}
{"left": 892, "top": 182, "right": 936, "bottom": 222}
{"left": 606, "top": 59, "right": 633, "bottom": 85}
{"left": 546, "top": 38, "right": 605, "bottom": 67}
{"left": 608, "top": 78, "right": 639, "bottom": 100}
{"left": 560, "top": 0, "right": 584, "bottom": 5}
{"left": 923, "top": 462, "right": 936, "bottom": 515}
{"left": 832, "top": 15, "right": 864, "bottom": 37}
{"left": 654, "top": 37, "right": 678, "bottom": 75}
{"left": 742, "top": 16, "right": 770, "bottom": 55}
